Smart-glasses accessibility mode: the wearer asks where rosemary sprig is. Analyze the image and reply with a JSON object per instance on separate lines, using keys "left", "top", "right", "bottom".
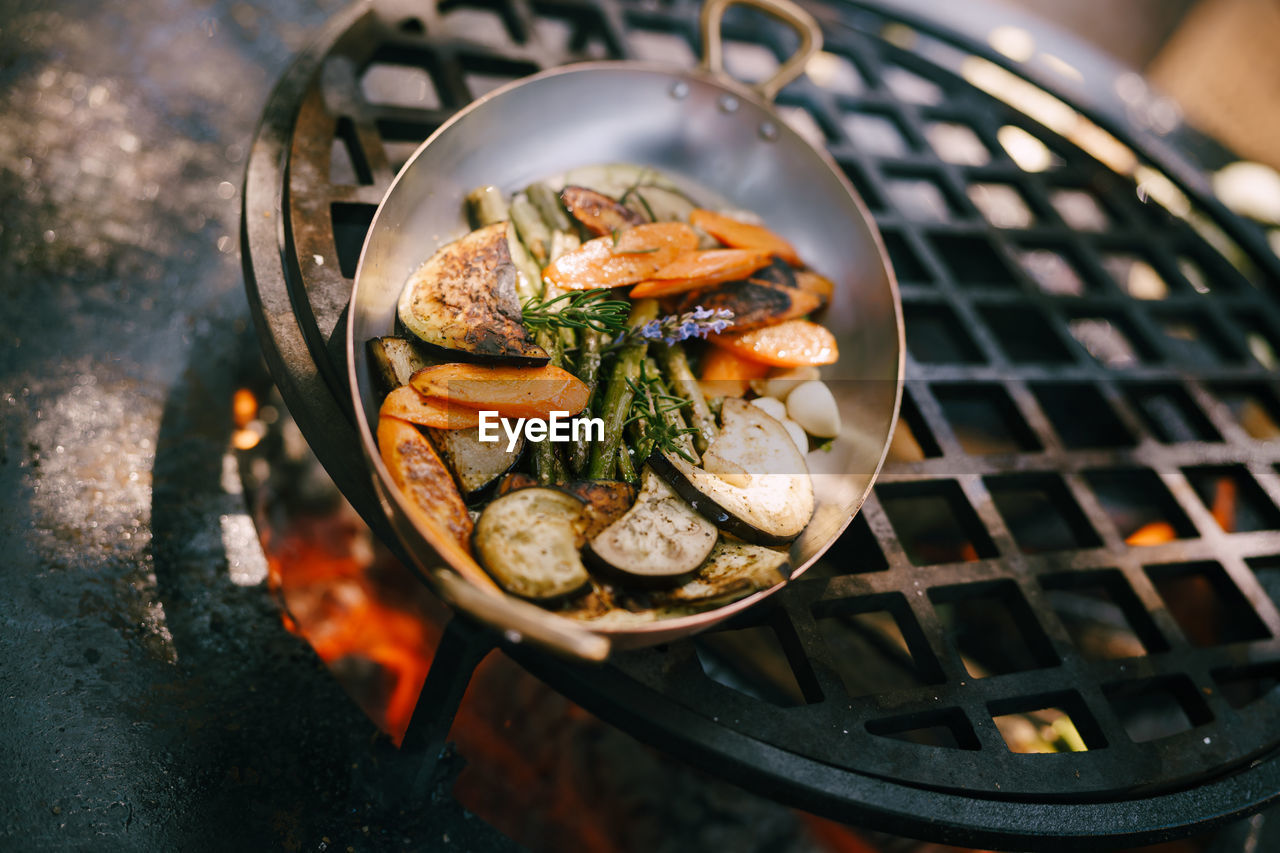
{"left": 625, "top": 363, "right": 699, "bottom": 464}
{"left": 521, "top": 287, "right": 631, "bottom": 336}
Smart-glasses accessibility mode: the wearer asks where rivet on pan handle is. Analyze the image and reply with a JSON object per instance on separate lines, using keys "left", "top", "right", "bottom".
{"left": 434, "top": 568, "right": 611, "bottom": 662}
{"left": 699, "top": 0, "right": 823, "bottom": 104}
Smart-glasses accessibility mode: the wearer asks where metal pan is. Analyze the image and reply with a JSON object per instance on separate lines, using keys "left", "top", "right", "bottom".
{"left": 346, "top": 0, "right": 903, "bottom": 661}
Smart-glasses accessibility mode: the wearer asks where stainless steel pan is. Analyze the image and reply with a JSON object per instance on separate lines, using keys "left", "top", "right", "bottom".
{"left": 346, "top": 0, "right": 903, "bottom": 661}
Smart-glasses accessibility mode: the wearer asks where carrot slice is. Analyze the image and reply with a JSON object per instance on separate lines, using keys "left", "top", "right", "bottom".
{"left": 793, "top": 269, "right": 835, "bottom": 304}
{"left": 410, "top": 363, "right": 590, "bottom": 419}
{"left": 629, "top": 248, "right": 773, "bottom": 298}
{"left": 699, "top": 345, "right": 771, "bottom": 398}
{"left": 543, "top": 222, "right": 699, "bottom": 290}
{"left": 379, "top": 386, "right": 483, "bottom": 430}
{"left": 690, "top": 208, "right": 802, "bottom": 267}
{"left": 707, "top": 319, "right": 839, "bottom": 367}
{"left": 376, "top": 415, "right": 498, "bottom": 595}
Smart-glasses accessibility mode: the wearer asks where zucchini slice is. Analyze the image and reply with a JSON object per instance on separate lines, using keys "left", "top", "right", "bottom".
{"left": 587, "top": 467, "right": 718, "bottom": 584}
{"left": 397, "top": 222, "right": 549, "bottom": 365}
{"left": 650, "top": 398, "right": 814, "bottom": 545}
{"left": 473, "top": 487, "right": 590, "bottom": 600}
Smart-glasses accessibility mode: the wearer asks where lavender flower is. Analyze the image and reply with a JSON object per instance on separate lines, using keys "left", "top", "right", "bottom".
{"left": 635, "top": 306, "right": 734, "bottom": 345}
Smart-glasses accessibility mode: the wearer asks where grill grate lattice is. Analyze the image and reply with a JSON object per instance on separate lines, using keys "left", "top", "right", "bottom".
{"left": 246, "top": 0, "right": 1280, "bottom": 845}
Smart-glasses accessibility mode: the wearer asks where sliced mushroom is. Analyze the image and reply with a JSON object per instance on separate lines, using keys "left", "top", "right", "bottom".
{"left": 473, "top": 487, "right": 590, "bottom": 600}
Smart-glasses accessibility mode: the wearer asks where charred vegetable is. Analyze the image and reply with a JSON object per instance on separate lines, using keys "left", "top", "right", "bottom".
{"left": 380, "top": 386, "right": 483, "bottom": 430}
{"left": 473, "top": 487, "right": 590, "bottom": 600}
{"left": 672, "top": 277, "right": 822, "bottom": 331}
{"left": 652, "top": 541, "right": 790, "bottom": 607}
{"left": 543, "top": 223, "right": 699, "bottom": 291}
{"left": 562, "top": 480, "right": 637, "bottom": 537}
{"left": 561, "top": 185, "right": 645, "bottom": 236}
{"left": 707, "top": 318, "right": 839, "bottom": 367}
{"left": 650, "top": 398, "right": 814, "bottom": 544}
{"left": 397, "top": 222, "right": 549, "bottom": 364}
{"left": 368, "top": 335, "right": 431, "bottom": 397}
{"left": 429, "top": 426, "right": 525, "bottom": 500}
{"left": 409, "top": 362, "right": 591, "bottom": 420}
{"left": 587, "top": 467, "right": 717, "bottom": 583}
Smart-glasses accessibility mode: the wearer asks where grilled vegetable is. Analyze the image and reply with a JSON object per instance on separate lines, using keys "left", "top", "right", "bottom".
{"left": 465, "top": 185, "right": 509, "bottom": 229}
{"left": 562, "top": 480, "right": 637, "bottom": 537}
{"left": 672, "top": 277, "right": 822, "bottom": 331}
{"left": 561, "top": 185, "right": 645, "bottom": 236}
{"left": 707, "top": 319, "right": 838, "bottom": 367}
{"left": 397, "top": 222, "right": 549, "bottom": 364}
{"left": 690, "top": 208, "right": 802, "bottom": 266}
{"left": 587, "top": 298, "right": 660, "bottom": 479}
{"left": 629, "top": 249, "right": 773, "bottom": 299}
{"left": 376, "top": 416, "right": 497, "bottom": 595}
{"left": 655, "top": 342, "right": 717, "bottom": 452}
{"left": 587, "top": 467, "right": 718, "bottom": 583}
{"left": 495, "top": 471, "right": 538, "bottom": 495}
{"left": 650, "top": 398, "right": 814, "bottom": 544}
{"left": 794, "top": 269, "right": 834, "bottom": 304}
{"left": 428, "top": 426, "right": 525, "bottom": 500}
{"left": 700, "top": 346, "right": 770, "bottom": 398}
{"left": 510, "top": 193, "right": 552, "bottom": 264}
{"left": 526, "top": 181, "right": 573, "bottom": 233}
{"left": 543, "top": 223, "right": 699, "bottom": 291}
{"left": 409, "top": 363, "right": 590, "bottom": 419}
{"left": 368, "top": 335, "right": 432, "bottom": 398}
{"left": 622, "top": 184, "right": 696, "bottom": 223}
{"left": 653, "top": 541, "right": 790, "bottom": 607}
{"left": 380, "top": 385, "right": 483, "bottom": 430}
{"left": 473, "top": 487, "right": 590, "bottom": 600}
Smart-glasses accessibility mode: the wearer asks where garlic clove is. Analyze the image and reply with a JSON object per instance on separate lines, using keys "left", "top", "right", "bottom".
{"left": 780, "top": 418, "right": 810, "bottom": 455}
{"left": 749, "top": 365, "right": 821, "bottom": 401}
{"left": 786, "top": 380, "right": 841, "bottom": 438}
{"left": 750, "top": 396, "right": 788, "bottom": 423}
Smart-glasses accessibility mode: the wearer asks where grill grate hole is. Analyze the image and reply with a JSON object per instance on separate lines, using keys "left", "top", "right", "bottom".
{"left": 1103, "top": 676, "right": 1212, "bottom": 743}
{"left": 813, "top": 594, "right": 944, "bottom": 697}
{"left": 990, "top": 692, "right": 1105, "bottom": 753}
{"left": 1066, "top": 312, "right": 1154, "bottom": 367}
{"left": 935, "top": 384, "right": 1040, "bottom": 455}
{"left": 694, "top": 618, "right": 818, "bottom": 707}
{"left": 985, "top": 473, "right": 1101, "bottom": 554}
{"left": 881, "top": 64, "right": 944, "bottom": 106}
{"left": 890, "top": 390, "right": 942, "bottom": 461}
{"left": 879, "top": 229, "right": 931, "bottom": 283}
{"left": 1210, "top": 383, "right": 1280, "bottom": 440}
{"left": 1101, "top": 252, "right": 1170, "bottom": 300}
{"left": 866, "top": 708, "right": 980, "bottom": 750}
{"left": 1041, "top": 570, "right": 1167, "bottom": 659}
{"left": 884, "top": 173, "right": 956, "bottom": 222}
{"left": 1030, "top": 382, "right": 1135, "bottom": 449}
{"left": 1247, "top": 554, "right": 1280, "bottom": 611}
{"left": 1151, "top": 310, "right": 1242, "bottom": 365}
{"left": 927, "top": 233, "right": 1018, "bottom": 287}
{"left": 1014, "top": 246, "right": 1089, "bottom": 296}
{"left": 1146, "top": 561, "right": 1271, "bottom": 646}
{"left": 924, "top": 121, "right": 990, "bottom": 166}
{"left": 1049, "top": 187, "right": 1111, "bottom": 231}
{"left": 330, "top": 202, "right": 378, "bottom": 278}
{"left": 1183, "top": 466, "right": 1280, "bottom": 533}
{"left": 877, "top": 481, "right": 997, "bottom": 566}
{"left": 330, "top": 116, "right": 373, "bottom": 186}
{"left": 821, "top": 514, "right": 890, "bottom": 575}
{"left": 904, "top": 302, "right": 985, "bottom": 364}
{"left": 1212, "top": 662, "right": 1280, "bottom": 709}
{"left": 360, "top": 62, "right": 441, "bottom": 109}
{"left": 968, "top": 182, "right": 1036, "bottom": 229}
{"left": 1084, "top": 468, "right": 1197, "bottom": 545}
{"left": 980, "top": 304, "right": 1074, "bottom": 363}
{"left": 1125, "top": 383, "right": 1220, "bottom": 444}
{"left": 841, "top": 109, "right": 912, "bottom": 157}
{"left": 931, "top": 580, "right": 1059, "bottom": 678}
{"left": 1233, "top": 313, "right": 1280, "bottom": 370}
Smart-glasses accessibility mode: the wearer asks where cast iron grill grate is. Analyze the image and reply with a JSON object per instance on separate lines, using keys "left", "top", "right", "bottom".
{"left": 243, "top": 0, "right": 1280, "bottom": 845}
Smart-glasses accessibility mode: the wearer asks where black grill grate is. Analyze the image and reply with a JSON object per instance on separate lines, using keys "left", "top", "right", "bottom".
{"left": 244, "top": 0, "right": 1280, "bottom": 845}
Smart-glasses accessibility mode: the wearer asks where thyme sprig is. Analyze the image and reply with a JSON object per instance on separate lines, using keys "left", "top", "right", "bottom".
{"left": 521, "top": 287, "right": 631, "bottom": 336}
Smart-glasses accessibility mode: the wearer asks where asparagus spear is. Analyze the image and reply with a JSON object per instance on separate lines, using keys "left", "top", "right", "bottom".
{"left": 616, "top": 444, "right": 638, "bottom": 483}
{"left": 655, "top": 342, "right": 717, "bottom": 452}
{"left": 588, "top": 298, "right": 660, "bottom": 479}
{"left": 526, "top": 181, "right": 573, "bottom": 233}
{"left": 645, "top": 356, "right": 698, "bottom": 463}
{"left": 465, "top": 185, "right": 509, "bottom": 229}
{"left": 568, "top": 329, "right": 605, "bottom": 474}
{"left": 510, "top": 193, "right": 551, "bottom": 265}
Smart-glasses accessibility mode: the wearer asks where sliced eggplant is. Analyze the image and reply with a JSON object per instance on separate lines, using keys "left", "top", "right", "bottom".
{"left": 655, "top": 541, "right": 790, "bottom": 607}
{"left": 397, "top": 222, "right": 549, "bottom": 365}
{"left": 560, "top": 186, "right": 645, "bottom": 236}
{"left": 427, "top": 426, "right": 524, "bottom": 500}
{"left": 473, "top": 487, "right": 590, "bottom": 600}
{"left": 367, "top": 335, "right": 431, "bottom": 397}
{"left": 561, "top": 480, "right": 637, "bottom": 538}
{"left": 495, "top": 471, "right": 538, "bottom": 496}
{"left": 673, "top": 278, "right": 822, "bottom": 332}
{"left": 650, "top": 398, "right": 814, "bottom": 545}
{"left": 586, "top": 467, "right": 718, "bottom": 584}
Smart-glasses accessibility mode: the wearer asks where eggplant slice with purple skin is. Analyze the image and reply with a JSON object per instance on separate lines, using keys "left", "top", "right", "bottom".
{"left": 397, "top": 222, "right": 549, "bottom": 365}
{"left": 587, "top": 467, "right": 718, "bottom": 585}
{"left": 473, "top": 487, "right": 590, "bottom": 600}
{"left": 560, "top": 185, "right": 646, "bottom": 236}
{"left": 650, "top": 398, "right": 814, "bottom": 545}
{"left": 561, "top": 480, "right": 638, "bottom": 538}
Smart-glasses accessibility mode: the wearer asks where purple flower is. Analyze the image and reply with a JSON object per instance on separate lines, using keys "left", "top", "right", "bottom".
{"left": 626, "top": 306, "right": 735, "bottom": 345}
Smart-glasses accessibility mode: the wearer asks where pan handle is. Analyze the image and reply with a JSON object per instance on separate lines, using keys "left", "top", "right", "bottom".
{"left": 699, "top": 0, "right": 823, "bottom": 103}
{"left": 434, "top": 569, "right": 611, "bottom": 662}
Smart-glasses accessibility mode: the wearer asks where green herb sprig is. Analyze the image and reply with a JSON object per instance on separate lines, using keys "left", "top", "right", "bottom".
{"left": 625, "top": 363, "right": 699, "bottom": 464}
{"left": 521, "top": 287, "right": 631, "bottom": 336}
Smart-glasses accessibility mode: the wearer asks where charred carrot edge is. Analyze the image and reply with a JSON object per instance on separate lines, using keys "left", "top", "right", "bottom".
{"left": 543, "top": 222, "right": 700, "bottom": 290}
{"left": 629, "top": 248, "right": 773, "bottom": 298}
{"left": 409, "top": 363, "right": 591, "bottom": 419}
{"left": 380, "top": 386, "right": 482, "bottom": 430}
{"left": 690, "top": 208, "right": 802, "bottom": 266}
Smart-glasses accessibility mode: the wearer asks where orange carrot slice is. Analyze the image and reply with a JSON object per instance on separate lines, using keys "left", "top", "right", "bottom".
{"left": 410, "top": 363, "right": 590, "bottom": 419}
{"left": 376, "top": 415, "right": 494, "bottom": 594}
{"left": 793, "top": 269, "right": 835, "bottom": 304}
{"left": 543, "top": 222, "right": 699, "bottom": 290}
{"left": 690, "top": 208, "right": 802, "bottom": 267}
{"left": 707, "top": 319, "right": 839, "bottom": 367}
{"left": 699, "top": 345, "right": 771, "bottom": 398}
{"left": 379, "top": 386, "right": 483, "bottom": 430}
{"left": 629, "top": 248, "right": 773, "bottom": 298}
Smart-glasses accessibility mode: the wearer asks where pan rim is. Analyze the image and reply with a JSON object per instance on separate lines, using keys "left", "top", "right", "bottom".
{"left": 345, "top": 59, "right": 905, "bottom": 641}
